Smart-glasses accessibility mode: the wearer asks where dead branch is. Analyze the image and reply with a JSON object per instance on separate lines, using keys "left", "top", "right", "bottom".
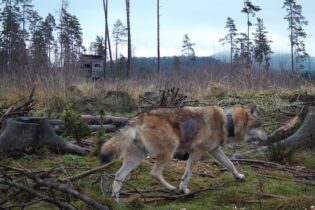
{"left": 0, "top": 89, "right": 37, "bottom": 127}
{"left": 231, "top": 159, "right": 315, "bottom": 183}
{"left": 260, "top": 174, "right": 315, "bottom": 186}
{"left": 0, "top": 165, "right": 109, "bottom": 210}
{"left": 60, "top": 162, "right": 114, "bottom": 182}
{"left": 140, "top": 181, "right": 229, "bottom": 203}
{"left": 0, "top": 178, "right": 75, "bottom": 210}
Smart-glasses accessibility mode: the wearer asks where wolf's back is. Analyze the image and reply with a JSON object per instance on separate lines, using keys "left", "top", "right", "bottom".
{"left": 100, "top": 133, "right": 124, "bottom": 164}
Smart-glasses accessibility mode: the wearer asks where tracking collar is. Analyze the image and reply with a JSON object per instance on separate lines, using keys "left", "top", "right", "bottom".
{"left": 226, "top": 114, "right": 235, "bottom": 137}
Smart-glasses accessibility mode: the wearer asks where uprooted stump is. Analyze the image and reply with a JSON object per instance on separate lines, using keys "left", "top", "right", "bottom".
{"left": 0, "top": 117, "right": 88, "bottom": 156}
{"left": 278, "top": 106, "right": 315, "bottom": 150}
{"left": 245, "top": 106, "right": 315, "bottom": 155}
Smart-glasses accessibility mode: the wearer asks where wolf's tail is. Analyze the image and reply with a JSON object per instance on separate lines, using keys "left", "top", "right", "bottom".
{"left": 100, "top": 127, "right": 137, "bottom": 164}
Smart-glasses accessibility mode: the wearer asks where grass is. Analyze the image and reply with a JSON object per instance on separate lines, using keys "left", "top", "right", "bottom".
{"left": 1, "top": 74, "right": 315, "bottom": 209}
{"left": 1, "top": 146, "right": 315, "bottom": 209}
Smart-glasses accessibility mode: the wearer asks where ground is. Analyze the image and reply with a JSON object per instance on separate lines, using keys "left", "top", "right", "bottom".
{"left": 1, "top": 84, "right": 315, "bottom": 209}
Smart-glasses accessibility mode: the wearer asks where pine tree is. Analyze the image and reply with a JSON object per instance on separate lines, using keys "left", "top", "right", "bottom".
{"left": 234, "top": 33, "right": 250, "bottom": 67}
{"left": 283, "top": 0, "right": 308, "bottom": 72}
{"left": 90, "top": 35, "right": 105, "bottom": 56}
{"left": 253, "top": 18, "right": 273, "bottom": 70}
{"left": 241, "top": 0, "right": 261, "bottom": 68}
{"left": 0, "top": 0, "right": 24, "bottom": 72}
{"left": 42, "top": 13, "right": 56, "bottom": 67}
{"left": 219, "top": 17, "right": 238, "bottom": 68}
{"left": 181, "top": 34, "right": 196, "bottom": 68}
{"left": 57, "top": 8, "right": 83, "bottom": 67}
{"left": 112, "top": 19, "right": 127, "bottom": 61}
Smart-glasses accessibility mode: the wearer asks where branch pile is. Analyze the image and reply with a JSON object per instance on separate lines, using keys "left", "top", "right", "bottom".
{"left": 0, "top": 89, "right": 37, "bottom": 127}
{"left": 139, "top": 87, "right": 198, "bottom": 109}
{"left": 0, "top": 164, "right": 109, "bottom": 210}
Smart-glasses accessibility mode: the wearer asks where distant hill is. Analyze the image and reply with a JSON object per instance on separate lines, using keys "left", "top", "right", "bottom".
{"left": 132, "top": 56, "right": 222, "bottom": 72}
{"left": 213, "top": 52, "right": 315, "bottom": 71}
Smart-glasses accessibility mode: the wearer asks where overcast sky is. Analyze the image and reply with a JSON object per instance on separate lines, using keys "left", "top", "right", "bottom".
{"left": 33, "top": 0, "right": 315, "bottom": 57}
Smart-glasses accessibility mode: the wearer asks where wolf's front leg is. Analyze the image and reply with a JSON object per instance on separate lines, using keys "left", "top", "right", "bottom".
{"left": 209, "top": 147, "right": 245, "bottom": 180}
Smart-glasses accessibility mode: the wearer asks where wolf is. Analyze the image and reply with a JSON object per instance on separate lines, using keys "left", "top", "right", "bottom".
{"left": 100, "top": 104, "right": 267, "bottom": 201}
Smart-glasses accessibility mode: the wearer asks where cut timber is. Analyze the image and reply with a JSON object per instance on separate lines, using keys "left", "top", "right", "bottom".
{"left": 52, "top": 124, "right": 117, "bottom": 133}
{"left": 80, "top": 115, "right": 128, "bottom": 127}
{"left": 265, "top": 106, "right": 308, "bottom": 144}
{"left": 0, "top": 117, "right": 88, "bottom": 156}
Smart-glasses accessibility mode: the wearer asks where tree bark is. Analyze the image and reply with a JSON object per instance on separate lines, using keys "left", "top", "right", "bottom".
{"left": 0, "top": 117, "right": 88, "bottom": 156}
{"left": 125, "top": 0, "right": 131, "bottom": 77}
{"left": 157, "top": 0, "right": 160, "bottom": 73}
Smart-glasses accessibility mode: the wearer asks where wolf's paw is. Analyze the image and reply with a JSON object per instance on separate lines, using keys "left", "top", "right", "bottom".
{"left": 179, "top": 183, "right": 190, "bottom": 194}
{"left": 167, "top": 185, "right": 176, "bottom": 191}
{"left": 235, "top": 173, "right": 245, "bottom": 181}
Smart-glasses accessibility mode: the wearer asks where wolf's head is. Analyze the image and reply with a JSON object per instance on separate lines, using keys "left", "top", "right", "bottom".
{"left": 243, "top": 104, "right": 267, "bottom": 142}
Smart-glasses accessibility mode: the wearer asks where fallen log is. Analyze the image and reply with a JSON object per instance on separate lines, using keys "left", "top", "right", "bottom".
{"left": 0, "top": 117, "right": 88, "bottom": 156}
{"left": 81, "top": 115, "right": 128, "bottom": 127}
{"left": 53, "top": 124, "right": 117, "bottom": 133}
{"left": 49, "top": 115, "right": 129, "bottom": 128}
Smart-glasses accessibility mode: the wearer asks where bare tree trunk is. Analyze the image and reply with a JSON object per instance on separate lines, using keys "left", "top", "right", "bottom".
{"left": 102, "top": 0, "right": 108, "bottom": 79}
{"left": 290, "top": 4, "right": 294, "bottom": 73}
{"left": 157, "top": 0, "right": 160, "bottom": 73}
{"left": 125, "top": 0, "right": 131, "bottom": 77}
{"left": 105, "top": 15, "right": 114, "bottom": 75}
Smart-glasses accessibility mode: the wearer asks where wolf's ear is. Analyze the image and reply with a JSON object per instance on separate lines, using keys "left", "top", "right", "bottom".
{"left": 245, "top": 104, "right": 257, "bottom": 115}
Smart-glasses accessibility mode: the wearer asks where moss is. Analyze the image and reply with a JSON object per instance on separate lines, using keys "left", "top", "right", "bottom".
{"left": 264, "top": 195, "right": 315, "bottom": 210}
{"left": 303, "top": 156, "right": 315, "bottom": 169}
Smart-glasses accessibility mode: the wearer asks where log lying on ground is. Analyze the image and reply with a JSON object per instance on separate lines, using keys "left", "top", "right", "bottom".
{"left": 265, "top": 106, "right": 308, "bottom": 144}
{"left": 245, "top": 106, "right": 315, "bottom": 155}
{"left": 49, "top": 115, "right": 129, "bottom": 127}
{"left": 53, "top": 124, "right": 117, "bottom": 133}
{"left": 0, "top": 117, "right": 88, "bottom": 156}
{"left": 81, "top": 115, "right": 129, "bottom": 127}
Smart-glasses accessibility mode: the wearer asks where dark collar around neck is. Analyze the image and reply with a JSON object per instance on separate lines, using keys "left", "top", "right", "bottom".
{"left": 226, "top": 114, "right": 235, "bottom": 137}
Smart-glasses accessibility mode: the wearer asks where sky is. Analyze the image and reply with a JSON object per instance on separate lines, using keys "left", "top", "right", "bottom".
{"left": 32, "top": 0, "right": 315, "bottom": 57}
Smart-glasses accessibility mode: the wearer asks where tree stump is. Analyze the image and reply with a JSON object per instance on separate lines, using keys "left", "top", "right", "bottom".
{"left": 0, "top": 117, "right": 88, "bottom": 156}
{"left": 244, "top": 106, "right": 315, "bottom": 155}
{"left": 279, "top": 106, "right": 315, "bottom": 150}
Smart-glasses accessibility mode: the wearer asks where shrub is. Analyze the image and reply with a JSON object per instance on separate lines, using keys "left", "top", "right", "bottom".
{"left": 103, "top": 91, "right": 136, "bottom": 113}
{"left": 265, "top": 142, "right": 296, "bottom": 164}
{"left": 60, "top": 103, "right": 90, "bottom": 143}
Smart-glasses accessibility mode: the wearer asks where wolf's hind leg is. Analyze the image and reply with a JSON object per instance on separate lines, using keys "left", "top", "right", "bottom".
{"left": 151, "top": 154, "right": 176, "bottom": 191}
{"left": 209, "top": 147, "right": 245, "bottom": 180}
{"left": 179, "top": 149, "right": 203, "bottom": 194}
{"left": 112, "top": 153, "right": 144, "bottom": 201}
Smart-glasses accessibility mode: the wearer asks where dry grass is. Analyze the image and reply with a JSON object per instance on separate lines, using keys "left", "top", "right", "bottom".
{"left": 0, "top": 66, "right": 313, "bottom": 113}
